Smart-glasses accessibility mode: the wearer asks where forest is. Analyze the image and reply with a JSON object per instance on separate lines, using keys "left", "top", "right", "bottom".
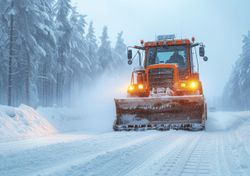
{"left": 0, "top": 0, "right": 127, "bottom": 107}
{"left": 223, "top": 31, "right": 250, "bottom": 110}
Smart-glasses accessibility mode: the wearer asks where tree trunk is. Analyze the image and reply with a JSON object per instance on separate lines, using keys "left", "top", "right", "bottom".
{"left": 8, "top": 2, "right": 14, "bottom": 106}
{"left": 24, "top": 43, "right": 30, "bottom": 105}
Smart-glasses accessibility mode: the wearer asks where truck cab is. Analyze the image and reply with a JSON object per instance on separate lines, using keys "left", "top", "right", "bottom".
{"left": 127, "top": 35, "right": 208, "bottom": 97}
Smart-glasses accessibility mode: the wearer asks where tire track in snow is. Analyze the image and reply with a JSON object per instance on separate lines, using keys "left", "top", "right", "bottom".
{"left": 0, "top": 132, "right": 160, "bottom": 176}
{"left": 177, "top": 133, "right": 218, "bottom": 176}
{"left": 221, "top": 130, "right": 250, "bottom": 176}
{"left": 126, "top": 132, "right": 220, "bottom": 176}
{"left": 125, "top": 132, "right": 201, "bottom": 176}
{"left": 0, "top": 133, "right": 93, "bottom": 154}
{"left": 127, "top": 132, "right": 205, "bottom": 176}
{"left": 44, "top": 131, "right": 187, "bottom": 176}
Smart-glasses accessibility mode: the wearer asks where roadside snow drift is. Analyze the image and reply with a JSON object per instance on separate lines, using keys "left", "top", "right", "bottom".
{"left": 37, "top": 107, "right": 85, "bottom": 133}
{"left": 0, "top": 105, "right": 57, "bottom": 141}
{"left": 206, "top": 111, "right": 250, "bottom": 131}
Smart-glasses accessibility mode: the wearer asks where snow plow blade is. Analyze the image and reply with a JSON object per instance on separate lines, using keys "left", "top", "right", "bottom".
{"left": 114, "top": 95, "right": 207, "bottom": 131}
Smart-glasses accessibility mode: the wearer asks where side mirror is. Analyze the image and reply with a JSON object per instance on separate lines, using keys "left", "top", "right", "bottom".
{"left": 128, "top": 60, "right": 132, "bottom": 65}
{"left": 127, "top": 49, "right": 132, "bottom": 60}
{"left": 199, "top": 46, "right": 205, "bottom": 57}
{"left": 203, "top": 56, "right": 208, "bottom": 62}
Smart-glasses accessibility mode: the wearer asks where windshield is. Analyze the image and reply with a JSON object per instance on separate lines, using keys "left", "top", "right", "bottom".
{"left": 146, "top": 46, "right": 188, "bottom": 69}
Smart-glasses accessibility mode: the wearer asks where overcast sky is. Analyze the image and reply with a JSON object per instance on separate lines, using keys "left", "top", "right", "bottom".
{"left": 72, "top": 0, "right": 250, "bottom": 99}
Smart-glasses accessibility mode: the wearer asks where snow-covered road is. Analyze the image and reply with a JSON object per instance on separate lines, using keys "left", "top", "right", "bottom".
{"left": 1, "top": 111, "right": 250, "bottom": 176}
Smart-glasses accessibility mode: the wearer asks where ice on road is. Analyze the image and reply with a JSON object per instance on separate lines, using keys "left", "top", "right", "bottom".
{"left": 1, "top": 111, "right": 250, "bottom": 176}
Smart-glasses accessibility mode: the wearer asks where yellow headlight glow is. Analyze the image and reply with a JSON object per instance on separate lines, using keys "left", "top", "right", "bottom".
{"left": 138, "top": 84, "right": 144, "bottom": 90}
{"left": 180, "top": 83, "right": 186, "bottom": 88}
{"left": 190, "top": 81, "right": 198, "bottom": 89}
{"left": 128, "top": 85, "right": 134, "bottom": 92}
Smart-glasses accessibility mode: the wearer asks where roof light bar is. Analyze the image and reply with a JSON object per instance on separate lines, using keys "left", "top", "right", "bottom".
{"left": 157, "top": 34, "right": 176, "bottom": 41}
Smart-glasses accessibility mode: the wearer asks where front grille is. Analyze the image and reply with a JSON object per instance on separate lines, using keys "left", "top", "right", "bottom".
{"left": 148, "top": 68, "right": 174, "bottom": 89}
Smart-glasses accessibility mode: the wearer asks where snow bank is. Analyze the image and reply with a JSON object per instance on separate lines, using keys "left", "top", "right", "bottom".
{"left": 206, "top": 111, "right": 250, "bottom": 131}
{"left": 37, "top": 107, "right": 85, "bottom": 133}
{"left": 0, "top": 105, "right": 57, "bottom": 141}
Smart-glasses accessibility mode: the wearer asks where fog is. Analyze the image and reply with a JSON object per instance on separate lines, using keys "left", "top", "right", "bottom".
{"left": 75, "top": 72, "right": 130, "bottom": 132}
{"left": 73, "top": 0, "right": 250, "bottom": 101}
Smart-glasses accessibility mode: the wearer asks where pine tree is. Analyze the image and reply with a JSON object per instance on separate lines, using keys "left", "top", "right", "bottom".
{"left": 86, "top": 21, "right": 99, "bottom": 75}
{"left": 113, "top": 31, "right": 126, "bottom": 69}
{"left": 98, "top": 26, "right": 112, "bottom": 72}
{"left": 224, "top": 31, "right": 250, "bottom": 110}
{"left": 66, "top": 7, "right": 91, "bottom": 104}
{"left": 115, "top": 31, "right": 126, "bottom": 57}
{"left": 238, "top": 31, "right": 250, "bottom": 109}
{"left": 7, "top": 1, "right": 14, "bottom": 106}
{"left": 54, "top": 0, "right": 72, "bottom": 105}
{"left": 0, "top": 0, "right": 9, "bottom": 104}
{"left": 35, "top": 0, "right": 57, "bottom": 107}
{"left": 0, "top": 0, "right": 56, "bottom": 106}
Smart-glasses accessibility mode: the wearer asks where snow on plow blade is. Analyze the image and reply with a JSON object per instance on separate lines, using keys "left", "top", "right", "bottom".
{"left": 114, "top": 95, "right": 206, "bottom": 131}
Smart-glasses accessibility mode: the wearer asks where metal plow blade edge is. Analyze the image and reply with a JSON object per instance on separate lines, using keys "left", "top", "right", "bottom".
{"left": 114, "top": 95, "right": 207, "bottom": 131}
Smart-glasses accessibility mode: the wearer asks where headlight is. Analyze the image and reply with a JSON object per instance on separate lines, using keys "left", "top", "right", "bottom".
{"left": 128, "top": 85, "right": 134, "bottom": 92}
{"left": 190, "top": 81, "right": 198, "bottom": 90}
{"left": 180, "top": 83, "right": 187, "bottom": 88}
{"left": 138, "top": 84, "right": 144, "bottom": 90}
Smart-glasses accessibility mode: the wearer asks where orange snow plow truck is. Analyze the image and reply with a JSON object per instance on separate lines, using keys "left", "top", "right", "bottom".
{"left": 114, "top": 35, "right": 208, "bottom": 131}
